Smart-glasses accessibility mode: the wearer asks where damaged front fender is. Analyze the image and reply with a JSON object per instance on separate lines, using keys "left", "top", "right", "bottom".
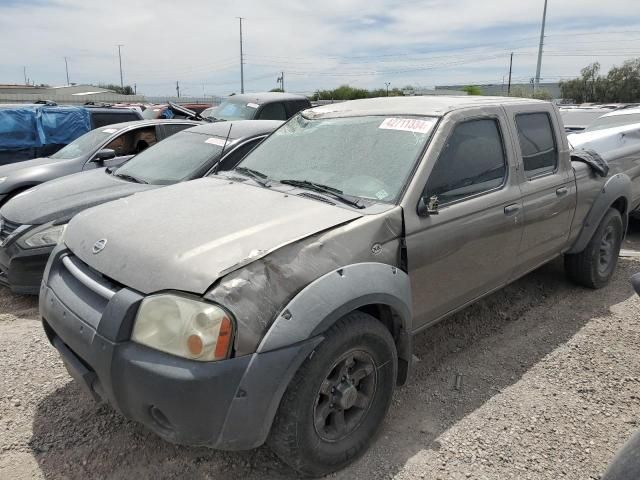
{"left": 204, "top": 207, "right": 405, "bottom": 357}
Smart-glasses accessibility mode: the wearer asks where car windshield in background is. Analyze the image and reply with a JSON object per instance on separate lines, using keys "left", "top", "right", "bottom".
{"left": 142, "top": 107, "right": 165, "bottom": 119}
{"left": 584, "top": 112, "right": 640, "bottom": 132}
{"left": 237, "top": 115, "right": 436, "bottom": 203}
{"left": 206, "top": 99, "right": 258, "bottom": 121}
{"left": 114, "top": 131, "right": 226, "bottom": 185}
{"left": 49, "top": 127, "right": 120, "bottom": 160}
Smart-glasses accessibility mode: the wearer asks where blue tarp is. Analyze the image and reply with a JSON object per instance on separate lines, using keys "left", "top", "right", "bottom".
{"left": 0, "top": 105, "right": 91, "bottom": 151}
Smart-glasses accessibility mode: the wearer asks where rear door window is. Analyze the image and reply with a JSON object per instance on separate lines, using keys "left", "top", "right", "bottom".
{"left": 161, "top": 123, "right": 195, "bottom": 138}
{"left": 257, "top": 103, "right": 287, "bottom": 120}
{"left": 90, "top": 112, "right": 140, "bottom": 128}
{"left": 216, "top": 138, "right": 263, "bottom": 172}
{"left": 515, "top": 112, "right": 558, "bottom": 178}
{"left": 425, "top": 118, "right": 507, "bottom": 205}
{"left": 285, "top": 100, "right": 311, "bottom": 118}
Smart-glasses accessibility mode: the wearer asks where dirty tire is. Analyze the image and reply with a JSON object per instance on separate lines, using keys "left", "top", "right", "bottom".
{"left": 268, "top": 311, "right": 397, "bottom": 478}
{"left": 565, "top": 208, "right": 623, "bottom": 289}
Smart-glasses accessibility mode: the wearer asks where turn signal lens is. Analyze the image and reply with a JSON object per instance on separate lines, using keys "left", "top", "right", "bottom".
{"left": 214, "top": 316, "right": 233, "bottom": 360}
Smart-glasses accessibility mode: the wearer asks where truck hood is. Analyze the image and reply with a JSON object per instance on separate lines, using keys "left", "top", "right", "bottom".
{"left": 1, "top": 169, "right": 157, "bottom": 225}
{"left": 65, "top": 178, "right": 363, "bottom": 294}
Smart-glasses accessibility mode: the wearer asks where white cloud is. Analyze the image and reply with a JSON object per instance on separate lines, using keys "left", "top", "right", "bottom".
{"left": 1, "top": 0, "right": 640, "bottom": 96}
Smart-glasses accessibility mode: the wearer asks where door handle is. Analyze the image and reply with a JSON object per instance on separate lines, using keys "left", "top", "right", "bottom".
{"left": 556, "top": 187, "right": 569, "bottom": 196}
{"left": 504, "top": 204, "right": 521, "bottom": 216}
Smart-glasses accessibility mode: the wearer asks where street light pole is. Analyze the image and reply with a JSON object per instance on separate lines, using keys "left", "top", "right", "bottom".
{"left": 238, "top": 17, "right": 245, "bottom": 94}
{"left": 64, "top": 57, "right": 70, "bottom": 85}
{"left": 507, "top": 52, "right": 513, "bottom": 96}
{"left": 117, "top": 44, "right": 124, "bottom": 89}
{"left": 534, "top": 0, "right": 548, "bottom": 93}
{"left": 385, "top": 82, "right": 391, "bottom": 97}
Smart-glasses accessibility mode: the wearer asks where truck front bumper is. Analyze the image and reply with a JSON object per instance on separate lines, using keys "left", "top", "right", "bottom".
{"left": 40, "top": 247, "right": 319, "bottom": 450}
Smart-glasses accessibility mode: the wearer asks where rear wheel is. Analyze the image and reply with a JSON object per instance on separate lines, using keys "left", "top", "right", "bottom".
{"left": 268, "top": 311, "right": 397, "bottom": 477}
{"left": 565, "top": 208, "right": 623, "bottom": 288}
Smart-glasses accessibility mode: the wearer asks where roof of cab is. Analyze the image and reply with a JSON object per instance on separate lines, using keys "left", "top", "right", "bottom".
{"left": 182, "top": 120, "right": 283, "bottom": 139}
{"left": 226, "top": 92, "right": 309, "bottom": 104}
{"left": 305, "top": 95, "right": 549, "bottom": 118}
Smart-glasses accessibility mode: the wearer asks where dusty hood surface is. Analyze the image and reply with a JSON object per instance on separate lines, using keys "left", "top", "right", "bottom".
{"left": 1, "top": 169, "right": 157, "bottom": 225}
{"left": 0, "top": 157, "right": 59, "bottom": 176}
{"left": 65, "top": 177, "right": 363, "bottom": 294}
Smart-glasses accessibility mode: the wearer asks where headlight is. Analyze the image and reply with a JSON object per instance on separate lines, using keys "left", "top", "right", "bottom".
{"left": 131, "top": 294, "right": 233, "bottom": 361}
{"left": 19, "top": 223, "right": 67, "bottom": 248}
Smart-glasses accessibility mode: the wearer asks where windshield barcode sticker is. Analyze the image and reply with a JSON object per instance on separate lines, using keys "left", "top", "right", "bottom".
{"left": 247, "top": 103, "right": 259, "bottom": 109}
{"left": 205, "top": 137, "right": 226, "bottom": 146}
{"left": 379, "top": 118, "right": 435, "bottom": 134}
{"left": 102, "top": 128, "right": 118, "bottom": 133}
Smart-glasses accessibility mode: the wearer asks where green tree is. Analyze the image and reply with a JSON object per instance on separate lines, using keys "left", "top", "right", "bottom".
{"left": 310, "top": 85, "right": 409, "bottom": 101}
{"left": 270, "top": 88, "right": 284, "bottom": 93}
{"left": 560, "top": 58, "right": 640, "bottom": 103}
{"left": 97, "top": 83, "right": 135, "bottom": 95}
{"left": 462, "top": 85, "right": 483, "bottom": 95}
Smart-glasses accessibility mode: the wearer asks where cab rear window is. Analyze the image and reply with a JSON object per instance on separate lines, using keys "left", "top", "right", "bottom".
{"left": 515, "top": 112, "right": 558, "bottom": 178}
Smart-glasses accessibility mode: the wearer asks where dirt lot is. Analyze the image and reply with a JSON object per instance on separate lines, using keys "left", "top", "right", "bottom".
{"left": 1, "top": 228, "right": 640, "bottom": 480}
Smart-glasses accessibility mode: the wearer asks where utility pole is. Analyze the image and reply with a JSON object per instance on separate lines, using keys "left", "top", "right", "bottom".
{"left": 534, "top": 0, "right": 548, "bottom": 93}
{"left": 385, "top": 82, "right": 391, "bottom": 96}
{"left": 507, "top": 52, "right": 513, "bottom": 96}
{"left": 23, "top": 66, "right": 27, "bottom": 85}
{"left": 176, "top": 81, "right": 180, "bottom": 98}
{"left": 117, "top": 44, "right": 124, "bottom": 89}
{"left": 64, "top": 57, "right": 70, "bottom": 85}
{"left": 134, "top": 83, "right": 137, "bottom": 95}
{"left": 277, "top": 72, "right": 285, "bottom": 92}
{"left": 237, "top": 17, "right": 245, "bottom": 94}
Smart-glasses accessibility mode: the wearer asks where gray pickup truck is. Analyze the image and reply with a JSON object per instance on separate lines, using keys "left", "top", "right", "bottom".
{"left": 40, "top": 97, "right": 638, "bottom": 477}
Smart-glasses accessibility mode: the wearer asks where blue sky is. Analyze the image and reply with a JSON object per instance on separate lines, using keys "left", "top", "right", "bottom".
{"left": 1, "top": 0, "right": 640, "bottom": 96}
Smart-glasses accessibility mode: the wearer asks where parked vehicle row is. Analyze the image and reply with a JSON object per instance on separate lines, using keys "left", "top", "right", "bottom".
{"left": 0, "top": 120, "right": 281, "bottom": 293}
{"left": 0, "top": 118, "right": 200, "bottom": 207}
{"left": 28, "top": 96, "right": 640, "bottom": 476}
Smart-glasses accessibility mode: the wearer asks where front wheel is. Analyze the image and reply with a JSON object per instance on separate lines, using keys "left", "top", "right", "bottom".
{"left": 268, "top": 311, "right": 397, "bottom": 477}
{"left": 565, "top": 207, "right": 623, "bottom": 289}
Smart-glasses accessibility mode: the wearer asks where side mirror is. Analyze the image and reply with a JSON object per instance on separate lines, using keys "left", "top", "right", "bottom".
{"left": 417, "top": 195, "right": 439, "bottom": 217}
{"left": 91, "top": 148, "right": 116, "bottom": 163}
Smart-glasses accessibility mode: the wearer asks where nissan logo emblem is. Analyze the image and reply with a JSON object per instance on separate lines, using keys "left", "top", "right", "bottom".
{"left": 92, "top": 238, "right": 107, "bottom": 254}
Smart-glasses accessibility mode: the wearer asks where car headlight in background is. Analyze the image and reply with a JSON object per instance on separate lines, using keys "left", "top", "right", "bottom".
{"left": 131, "top": 294, "right": 234, "bottom": 361}
{"left": 19, "top": 223, "right": 67, "bottom": 248}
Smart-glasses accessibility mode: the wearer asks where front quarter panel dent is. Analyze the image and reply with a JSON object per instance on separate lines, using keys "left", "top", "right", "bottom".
{"left": 257, "top": 262, "right": 412, "bottom": 353}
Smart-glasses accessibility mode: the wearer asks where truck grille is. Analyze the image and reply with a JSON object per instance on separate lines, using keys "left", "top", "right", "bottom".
{"left": 61, "top": 255, "right": 119, "bottom": 300}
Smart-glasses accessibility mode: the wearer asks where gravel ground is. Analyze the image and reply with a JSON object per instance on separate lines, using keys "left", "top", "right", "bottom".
{"left": 1, "top": 230, "right": 639, "bottom": 480}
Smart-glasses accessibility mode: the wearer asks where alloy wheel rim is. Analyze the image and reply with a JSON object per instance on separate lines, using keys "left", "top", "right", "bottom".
{"left": 313, "top": 349, "right": 377, "bottom": 442}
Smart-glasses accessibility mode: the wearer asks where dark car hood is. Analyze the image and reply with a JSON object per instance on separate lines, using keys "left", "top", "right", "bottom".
{"left": 65, "top": 177, "right": 363, "bottom": 294}
{"left": 0, "top": 168, "right": 157, "bottom": 225}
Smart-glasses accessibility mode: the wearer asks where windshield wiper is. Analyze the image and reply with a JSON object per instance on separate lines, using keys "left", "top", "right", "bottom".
{"left": 234, "top": 166, "right": 271, "bottom": 187}
{"left": 113, "top": 172, "right": 148, "bottom": 184}
{"left": 279, "top": 179, "right": 365, "bottom": 209}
